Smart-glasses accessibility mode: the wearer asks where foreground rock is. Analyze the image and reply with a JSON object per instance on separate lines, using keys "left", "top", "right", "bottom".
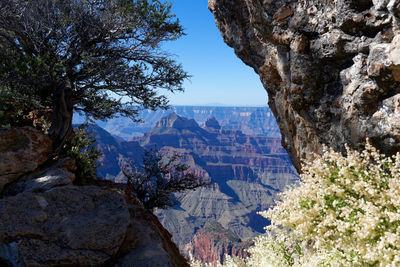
{"left": 210, "top": 0, "right": 400, "bottom": 171}
{"left": 0, "top": 184, "right": 188, "bottom": 267}
{"left": 0, "top": 127, "right": 52, "bottom": 192}
{"left": 114, "top": 193, "right": 188, "bottom": 267}
{"left": 0, "top": 186, "right": 130, "bottom": 266}
{"left": 3, "top": 157, "right": 76, "bottom": 196}
{"left": 0, "top": 126, "right": 188, "bottom": 267}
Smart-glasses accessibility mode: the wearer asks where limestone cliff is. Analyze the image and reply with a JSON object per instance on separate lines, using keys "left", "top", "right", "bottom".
{"left": 209, "top": 0, "right": 400, "bottom": 171}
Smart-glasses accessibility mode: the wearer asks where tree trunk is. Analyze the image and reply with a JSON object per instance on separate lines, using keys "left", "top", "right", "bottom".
{"left": 48, "top": 80, "right": 73, "bottom": 155}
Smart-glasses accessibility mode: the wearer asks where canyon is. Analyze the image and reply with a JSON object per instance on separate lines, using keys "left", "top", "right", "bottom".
{"left": 1, "top": 0, "right": 398, "bottom": 265}
{"left": 89, "top": 111, "right": 298, "bottom": 264}
{"left": 74, "top": 106, "right": 281, "bottom": 140}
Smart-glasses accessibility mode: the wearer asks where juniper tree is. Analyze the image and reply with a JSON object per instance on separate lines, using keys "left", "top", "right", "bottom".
{"left": 0, "top": 0, "right": 188, "bottom": 152}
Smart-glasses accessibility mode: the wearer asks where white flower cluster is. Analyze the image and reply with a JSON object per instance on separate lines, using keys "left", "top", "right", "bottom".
{"left": 191, "top": 143, "right": 400, "bottom": 266}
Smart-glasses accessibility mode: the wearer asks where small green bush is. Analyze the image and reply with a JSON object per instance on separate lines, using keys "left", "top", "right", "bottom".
{"left": 61, "top": 125, "right": 102, "bottom": 185}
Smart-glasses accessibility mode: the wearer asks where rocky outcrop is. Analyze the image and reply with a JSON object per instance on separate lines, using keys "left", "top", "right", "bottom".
{"left": 0, "top": 186, "right": 130, "bottom": 266}
{"left": 0, "top": 127, "right": 52, "bottom": 192}
{"left": 205, "top": 117, "right": 221, "bottom": 131}
{"left": 3, "top": 157, "right": 76, "bottom": 196}
{"left": 0, "top": 126, "right": 188, "bottom": 267}
{"left": 184, "top": 221, "right": 251, "bottom": 265}
{"left": 114, "top": 193, "right": 188, "bottom": 267}
{"left": 209, "top": 0, "right": 400, "bottom": 171}
{"left": 0, "top": 184, "right": 188, "bottom": 267}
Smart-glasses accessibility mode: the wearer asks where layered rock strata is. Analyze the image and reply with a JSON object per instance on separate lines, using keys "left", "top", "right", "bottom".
{"left": 210, "top": 0, "right": 400, "bottom": 171}
{"left": 142, "top": 114, "right": 298, "bottom": 250}
{"left": 184, "top": 221, "right": 251, "bottom": 265}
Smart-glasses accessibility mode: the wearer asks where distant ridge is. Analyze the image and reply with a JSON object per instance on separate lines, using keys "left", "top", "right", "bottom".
{"left": 73, "top": 106, "right": 280, "bottom": 140}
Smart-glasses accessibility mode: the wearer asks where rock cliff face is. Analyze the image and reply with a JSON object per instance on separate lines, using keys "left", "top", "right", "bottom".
{"left": 0, "top": 126, "right": 188, "bottom": 267}
{"left": 81, "top": 124, "right": 144, "bottom": 179}
{"left": 184, "top": 221, "right": 251, "bottom": 265}
{"left": 210, "top": 0, "right": 400, "bottom": 171}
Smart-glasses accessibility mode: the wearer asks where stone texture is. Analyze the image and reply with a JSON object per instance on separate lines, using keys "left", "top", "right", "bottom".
{"left": 209, "top": 0, "right": 400, "bottom": 171}
{"left": 3, "top": 157, "right": 76, "bottom": 195}
{"left": 0, "top": 186, "right": 130, "bottom": 266}
{"left": 113, "top": 193, "right": 189, "bottom": 267}
{"left": 0, "top": 127, "right": 52, "bottom": 192}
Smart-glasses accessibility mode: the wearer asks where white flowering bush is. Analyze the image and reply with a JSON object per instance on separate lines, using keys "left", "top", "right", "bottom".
{"left": 263, "top": 143, "right": 400, "bottom": 266}
{"left": 191, "top": 143, "right": 400, "bottom": 266}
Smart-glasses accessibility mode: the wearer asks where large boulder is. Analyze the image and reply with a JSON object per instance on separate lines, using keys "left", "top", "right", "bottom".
{"left": 0, "top": 186, "right": 130, "bottom": 266}
{"left": 0, "top": 127, "right": 52, "bottom": 192}
{"left": 113, "top": 193, "right": 189, "bottom": 267}
{"left": 210, "top": 0, "right": 400, "bottom": 171}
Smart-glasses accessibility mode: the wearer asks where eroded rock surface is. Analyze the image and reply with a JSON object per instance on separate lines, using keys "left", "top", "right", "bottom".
{"left": 184, "top": 221, "right": 251, "bottom": 265}
{"left": 0, "top": 127, "right": 52, "bottom": 192}
{"left": 210, "top": 0, "right": 400, "bottom": 170}
{"left": 0, "top": 186, "right": 130, "bottom": 266}
{"left": 0, "top": 184, "right": 188, "bottom": 267}
{"left": 3, "top": 157, "right": 76, "bottom": 196}
{"left": 114, "top": 193, "right": 188, "bottom": 267}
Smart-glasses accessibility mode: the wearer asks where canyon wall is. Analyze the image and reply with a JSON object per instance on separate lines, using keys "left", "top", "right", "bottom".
{"left": 209, "top": 0, "right": 400, "bottom": 171}
{"left": 88, "top": 114, "right": 298, "bottom": 262}
{"left": 184, "top": 221, "right": 251, "bottom": 265}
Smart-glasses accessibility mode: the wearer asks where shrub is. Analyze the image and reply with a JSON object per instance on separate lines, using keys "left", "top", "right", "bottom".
{"left": 61, "top": 125, "right": 102, "bottom": 185}
{"left": 0, "top": 86, "right": 41, "bottom": 127}
{"left": 123, "top": 149, "right": 211, "bottom": 210}
{"left": 207, "top": 142, "right": 400, "bottom": 266}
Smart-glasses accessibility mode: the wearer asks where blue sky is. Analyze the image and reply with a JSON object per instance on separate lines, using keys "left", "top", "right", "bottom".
{"left": 161, "top": 1, "right": 268, "bottom": 106}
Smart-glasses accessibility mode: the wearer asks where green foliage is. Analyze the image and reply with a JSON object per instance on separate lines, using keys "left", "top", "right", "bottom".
{"left": 123, "top": 149, "right": 211, "bottom": 210}
{"left": 0, "top": 86, "right": 41, "bottom": 127}
{"left": 61, "top": 125, "right": 102, "bottom": 185}
{"left": 0, "top": 0, "right": 188, "bottom": 122}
